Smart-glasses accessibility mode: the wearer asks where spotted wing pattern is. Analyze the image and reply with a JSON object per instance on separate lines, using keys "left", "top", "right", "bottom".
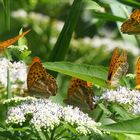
{"left": 27, "top": 57, "right": 57, "bottom": 98}
{"left": 121, "top": 9, "right": 140, "bottom": 34}
{"left": 64, "top": 77, "right": 94, "bottom": 110}
{"left": 107, "top": 48, "right": 128, "bottom": 86}
{"left": 136, "top": 57, "right": 140, "bottom": 90}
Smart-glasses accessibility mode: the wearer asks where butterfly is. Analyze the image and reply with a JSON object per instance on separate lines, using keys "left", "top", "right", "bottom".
{"left": 135, "top": 57, "right": 140, "bottom": 90}
{"left": 107, "top": 47, "right": 128, "bottom": 86}
{"left": 0, "top": 30, "right": 30, "bottom": 51}
{"left": 64, "top": 77, "right": 94, "bottom": 110}
{"left": 27, "top": 57, "right": 58, "bottom": 98}
{"left": 121, "top": 9, "right": 140, "bottom": 34}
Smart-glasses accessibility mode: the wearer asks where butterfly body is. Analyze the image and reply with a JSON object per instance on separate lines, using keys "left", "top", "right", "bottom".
{"left": 64, "top": 78, "right": 94, "bottom": 110}
{"left": 107, "top": 48, "right": 128, "bottom": 86}
{"left": 27, "top": 57, "right": 57, "bottom": 98}
{"left": 121, "top": 9, "right": 140, "bottom": 34}
{"left": 0, "top": 30, "right": 30, "bottom": 51}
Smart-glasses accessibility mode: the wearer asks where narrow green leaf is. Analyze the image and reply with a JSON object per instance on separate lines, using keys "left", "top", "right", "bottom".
{"left": 44, "top": 62, "right": 108, "bottom": 87}
{"left": 92, "top": 11, "right": 126, "bottom": 22}
{"left": 3, "top": 0, "right": 10, "bottom": 30}
{"left": 117, "top": 0, "right": 140, "bottom": 8}
{"left": 101, "top": 117, "right": 140, "bottom": 134}
{"left": 49, "top": 0, "right": 82, "bottom": 62}
{"left": 61, "top": 121, "right": 77, "bottom": 134}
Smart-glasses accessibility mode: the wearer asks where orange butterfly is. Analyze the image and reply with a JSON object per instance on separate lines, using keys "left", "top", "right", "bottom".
{"left": 64, "top": 77, "right": 94, "bottom": 110}
{"left": 0, "top": 30, "right": 30, "bottom": 51}
{"left": 121, "top": 9, "right": 140, "bottom": 34}
{"left": 135, "top": 57, "right": 140, "bottom": 90}
{"left": 27, "top": 57, "right": 58, "bottom": 98}
{"left": 107, "top": 47, "right": 128, "bottom": 86}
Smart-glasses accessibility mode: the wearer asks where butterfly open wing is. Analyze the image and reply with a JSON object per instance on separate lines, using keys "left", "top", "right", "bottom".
{"left": 64, "top": 78, "right": 94, "bottom": 110}
{"left": 121, "top": 9, "right": 140, "bottom": 34}
{"left": 0, "top": 30, "right": 30, "bottom": 51}
{"left": 27, "top": 57, "right": 57, "bottom": 98}
{"left": 136, "top": 57, "right": 140, "bottom": 90}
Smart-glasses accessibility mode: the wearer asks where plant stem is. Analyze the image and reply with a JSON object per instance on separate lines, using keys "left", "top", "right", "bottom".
{"left": 7, "top": 68, "right": 12, "bottom": 99}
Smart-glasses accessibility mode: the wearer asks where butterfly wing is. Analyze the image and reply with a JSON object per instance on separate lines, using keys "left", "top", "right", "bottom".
{"left": 107, "top": 48, "right": 119, "bottom": 82}
{"left": 110, "top": 50, "right": 128, "bottom": 86}
{"left": 136, "top": 57, "right": 140, "bottom": 90}
{"left": 130, "top": 9, "right": 140, "bottom": 23}
{"left": 27, "top": 57, "right": 57, "bottom": 98}
{"left": 121, "top": 9, "right": 140, "bottom": 34}
{"left": 121, "top": 19, "right": 140, "bottom": 34}
{"left": 0, "top": 30, "right": 30, "bottom": 51}
{"left": 64, "top": 78, "right": 94, "bottom": 110}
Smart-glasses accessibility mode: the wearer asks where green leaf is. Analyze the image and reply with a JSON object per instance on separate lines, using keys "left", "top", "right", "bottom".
{"left": 83, "top": 0, "right": 104, "bottom": 11}
{"left": 92, "top": 11, "right": 126, "bottom": 22}
{"left": 44, "top": 62, "right": 108, "bottom": 87}
{"left": 49, "top": 0, "right": 82, "bottom": 62}
{"left": 36, "top": 127, "right": 47, "bottom": 140}
{"left": 117, "top": 0, "right": 140, "bottom": 8}
{"left": 101, "top": 117, "right": 140, "bottom": 134}
{"left": 61, "top": 121, "right": 77, "bottom": 134}
{"left": 3, "top": 0, "right": 10, "bottom": 30}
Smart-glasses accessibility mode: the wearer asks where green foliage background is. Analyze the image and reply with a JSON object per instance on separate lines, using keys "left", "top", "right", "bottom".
{"left": 0, "top": 0, "right": 140, "bottom": 140}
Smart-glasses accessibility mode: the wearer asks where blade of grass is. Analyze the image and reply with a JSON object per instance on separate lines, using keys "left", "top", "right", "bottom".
{"left": 49, "top": 0, "right": 82, "bottom": 76}
{"left": 92, "top": 11, "right": 126, "bottom": 22}
{"left": 3, "top": 0, "right": 10, "bottom": 30}
{"left": 117, "top": 0, "right": 140, "bottom": 8}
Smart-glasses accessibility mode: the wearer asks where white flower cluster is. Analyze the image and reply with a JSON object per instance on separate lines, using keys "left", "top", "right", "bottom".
{"left": 82, "top": 36, "right": 139, "bottom": 56}
{"left": 101, "top": 86, "right": 140, "bottom": 114}
{"left": 6, "top": 97, "right": 102, "bottom": 135}
{"left": 0, "top": 58, "right": 27, "bottom": 92}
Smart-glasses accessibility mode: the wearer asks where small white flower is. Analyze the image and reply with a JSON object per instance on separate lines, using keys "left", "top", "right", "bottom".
{"left": 0, "top": 58, "right": 27, "bottom": 93}
{"left": 101, "top": 86, "right": 140, "bottom": 114}
{"left": 5, "top": 97, "right": 102, "bottom": 135}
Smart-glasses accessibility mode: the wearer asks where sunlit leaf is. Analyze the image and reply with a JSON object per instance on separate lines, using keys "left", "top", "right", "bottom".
{"left": 101, "top": 117, "right": 140, "bottom": 134}
{"left": 44, "top": 62, "right": 108, "bottom": 87}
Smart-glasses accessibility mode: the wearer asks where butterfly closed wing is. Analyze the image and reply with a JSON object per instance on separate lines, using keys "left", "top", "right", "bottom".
{"left": 64, "top": 77, "right": 94, "bottom": 110}
{"left": 135, "top": 57, "right": 140, "bottom": 90}
{"left": 121, "top": 9, "right": 140, "bottom": 34}
{"left": 107, "top": 47, "right": 128, "bottom": 86}
{"left": 0, "top": 30, "right": 30, "bottom": 51}
{"left": 27, "top": 57, "right": 57, "bottom": 98}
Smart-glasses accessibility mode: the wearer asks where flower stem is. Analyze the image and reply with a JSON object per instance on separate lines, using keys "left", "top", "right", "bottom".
{"left": 7, "top": 68, "right": 12, "bottom": 99}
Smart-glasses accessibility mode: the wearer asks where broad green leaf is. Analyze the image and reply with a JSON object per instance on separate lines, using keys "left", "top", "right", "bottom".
{"left": 44, "top": 62, "right": 108, "bottom": 87}
{"left": 101, "top": 117, "right": 140, "bottom": 134}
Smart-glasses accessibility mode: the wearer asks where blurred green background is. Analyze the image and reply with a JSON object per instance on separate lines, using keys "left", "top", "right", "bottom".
{"left": 0, "top": 0, "right": 140, "bottom": 139}
{"left": 0, "top": 0, "right": 140, "bottom": 104}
